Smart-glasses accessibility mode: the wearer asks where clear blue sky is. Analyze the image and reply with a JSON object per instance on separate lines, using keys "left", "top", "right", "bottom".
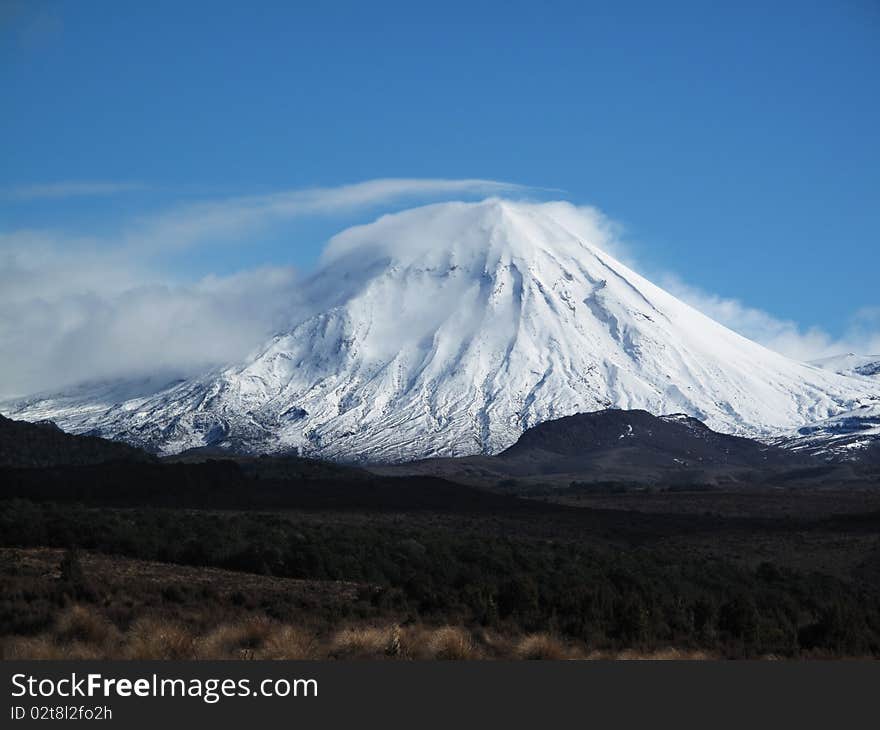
{"left": 2, "top": 0, "right": 878, "bottom": 338}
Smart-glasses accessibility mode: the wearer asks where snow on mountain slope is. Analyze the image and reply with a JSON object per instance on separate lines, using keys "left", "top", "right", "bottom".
{"left": 777, "top": 354, "right": 880, "bottom": 460}
{"left": 772, "top": 403, "right": 880, "bottom": 462}
{"left": 4, "top": 374, "right": 188, "bottom": 425}
{"left": 810, "top": 353, "right": 880, "bottom": 379}
{"left": 3, "top": 199, "right": 877, "bottom": 461}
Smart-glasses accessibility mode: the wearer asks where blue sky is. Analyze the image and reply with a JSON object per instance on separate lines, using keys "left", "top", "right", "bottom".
{"left": 1, "top": 0, "right": 878, "bottom": 394}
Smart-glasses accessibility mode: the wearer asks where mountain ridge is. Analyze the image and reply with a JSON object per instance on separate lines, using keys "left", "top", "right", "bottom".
{"left": 3, "top": 199, "right": 876, "bottom": 461}
{"left": 0, "top": 413, "right": 153, "bottom": 468}
{"left": 811, "top": 353, "right": 880, "bottom": 379}
{"left": 368, "top": 408, "right": 823, "bottom": 487}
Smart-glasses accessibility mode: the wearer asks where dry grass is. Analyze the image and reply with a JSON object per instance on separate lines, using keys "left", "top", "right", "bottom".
{"left": 516, "top": 633, "right": 569, "bottom": 660}
{"left": 53, "top": 605, "right": 120, "bottom": 648}
{"left": 124, "top": 618, "right": 197, "bottom": 660}
{"left": 588, "top": 647, "right": 716, "bottom": 660}
{"left": 3, "top": 636, "right": 69, "bottom": 660}
{"left": 0, "top": 605, "right": 123, "bottom": 659}
{"left": 2, "top": 635, "right": 106, "bottom": 660}
{"left": 329, "top": 626, "right": 395, "bottom": 659}
{"left": 258, "top": 625, "right": 319, "bottom": 660}
{"left": 0, "top": 609, "right": 717, "bottom": 661}
{"left": 197, "top": 619, "right": 320, "bottom": 660}
{"left": 197, "top": 617, "right": 274, "bottom": 659}
{"left": 425, "top": 626, "right": 479, "bottom": 660}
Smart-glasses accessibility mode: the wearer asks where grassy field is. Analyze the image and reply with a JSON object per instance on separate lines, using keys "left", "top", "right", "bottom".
{"left": 2, "top": 483, "right": 880, "bottom": 659}
{"left": 1, "top": 547, "right": 713, "bottom": 660}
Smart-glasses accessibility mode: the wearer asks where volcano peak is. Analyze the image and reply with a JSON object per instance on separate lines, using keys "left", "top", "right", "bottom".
{"left": 3, "top": 200, "right": 875, "bottom": 461}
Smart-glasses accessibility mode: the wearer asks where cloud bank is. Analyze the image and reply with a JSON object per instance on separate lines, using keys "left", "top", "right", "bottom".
{"left": 0, "top": 178, "right": 530, "bottom": 398}
{"left": 0, "top": 232, "right": 300, "bottom": 396}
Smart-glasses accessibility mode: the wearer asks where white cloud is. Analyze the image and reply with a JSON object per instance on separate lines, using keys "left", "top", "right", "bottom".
{"left": 5, "top": 181, "right": 148, "bottom": 200}
{"left": 0, "top": 178, "right": 529, "bottom": 397}
{"left": 0, "top": 232, "right": 299, "bottom": 397}
{"left": 1, "top": 182, "right": 876, "bottom": 399}
{"left": 122, "top": 177, "right": 530, "bottom": 253}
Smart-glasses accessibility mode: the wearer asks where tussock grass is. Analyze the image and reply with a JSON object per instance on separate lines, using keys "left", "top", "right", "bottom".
{"left": 258, "top": 626, "right": 319, "bottom": 660}
{"left": 198, "top": 617, "right": 274, "bottom": 660}
{"left": 53, "top": 605, "right": 119, "bottom": 648}
{"left": 2, "top": 636, "right": 66, "bottom": 660}
{"left": 611, "top": 647, "right": 715, "bottom": 660}
{"left": 581, "top": 647, "right": 716, "bottom": 660}
{"left": 426, "top": 626, "right": 479, "bottom": 660}
{"left": 329, "top": 626, "right": 395, "bottom": 659}
{"left": 124, "top": 618, "right": 196, "bottom": 660}
{"left": 1, "top": 617, "right": 724, "bottom": 660}
{"left": 1, "top": 635, "right": 105, "bottom": 660}
{"left": 516, "top": 633, "right": 569, "bottom": 660}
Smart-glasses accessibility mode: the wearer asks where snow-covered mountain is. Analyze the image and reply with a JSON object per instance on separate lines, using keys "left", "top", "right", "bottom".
{"left": 3, "top": 199, "right": 877, "bottom": 461}
{"left": 773, "top": 403, "right": 880, "bottom": 463}
{"left": 810, "top": 353, "right": 880, "bottom": 379}
{"left": 769, "top": 355, "right": 880, "bottom": 461}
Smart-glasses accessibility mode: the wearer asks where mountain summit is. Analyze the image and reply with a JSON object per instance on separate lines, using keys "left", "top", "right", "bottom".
{"left": 4, "top": 199, "right": 876, "bottom": 460}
